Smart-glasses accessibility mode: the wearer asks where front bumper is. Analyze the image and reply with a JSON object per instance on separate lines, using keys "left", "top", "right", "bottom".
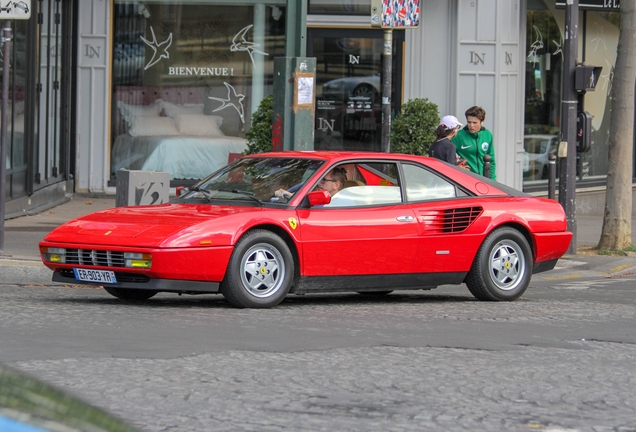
{"left": 52, "top": 270, "right": 220, "bottom": 293}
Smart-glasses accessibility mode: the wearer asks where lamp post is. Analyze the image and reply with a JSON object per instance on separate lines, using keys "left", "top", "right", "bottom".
{"left": 558, "top": 0, "right": 579, "bottom": 255}
{"left": 0, "top": 21, "right": 12, "bottom": 254}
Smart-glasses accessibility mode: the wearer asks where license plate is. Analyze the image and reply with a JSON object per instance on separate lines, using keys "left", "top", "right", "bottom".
{"left": 73, "top": 268, "right": 117, "bottom": 284}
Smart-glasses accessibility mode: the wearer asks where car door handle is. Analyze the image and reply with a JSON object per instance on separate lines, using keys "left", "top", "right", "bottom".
{"left": 396, "top": 216, "right": 414, "bottom": 222}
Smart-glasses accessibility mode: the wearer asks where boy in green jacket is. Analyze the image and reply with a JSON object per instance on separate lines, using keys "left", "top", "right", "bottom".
{"left": 452, "top": 106, "right": 496, "bottom": 180}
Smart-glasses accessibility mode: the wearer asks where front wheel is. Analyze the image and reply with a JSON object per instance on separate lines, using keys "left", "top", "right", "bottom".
{"left": 103, "top": 286, "right": 158, "bottom": 301}
{"left": 465, "top": 227, "right": 532, "bottom": 301}
{"left": 220, "top": 230, "right": 294, "bottom": 308}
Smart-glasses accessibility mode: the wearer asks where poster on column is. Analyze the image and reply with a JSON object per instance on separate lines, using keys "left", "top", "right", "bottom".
{"left": 370, "top": 0, "right": 419, "bottom": 28}
{"left": 0, "top": 0, "right": 31, "bottom": 19}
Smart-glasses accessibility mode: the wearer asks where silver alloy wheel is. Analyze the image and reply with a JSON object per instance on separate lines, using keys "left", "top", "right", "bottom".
{"left": 488, "top": 239, "right": 526, "bottom": 291}
{"left": 353, "top": 84, "right": 374, "bottom": 99}
{"left": 240, "top": 243, "right": 286, "bottom": 298}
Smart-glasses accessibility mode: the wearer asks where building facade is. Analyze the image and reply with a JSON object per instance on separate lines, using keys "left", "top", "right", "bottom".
{"left": 1, "top": 0, "right": 629, "bottom": 218}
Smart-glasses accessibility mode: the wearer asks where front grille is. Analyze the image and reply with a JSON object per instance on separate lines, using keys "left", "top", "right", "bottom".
{"left": 65, "top": 249, "right": 125, "bottom": 267}
{"left": 419, "top": 206, "right": 483, "bottom": 234}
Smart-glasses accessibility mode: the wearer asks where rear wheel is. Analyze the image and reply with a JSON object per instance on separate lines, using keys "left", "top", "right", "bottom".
{"left": 465, "top": 227, "right": 532, "bottom": 301}
{"left": 352, "top": 84, "right": 376, "bottom": 101}
{"left": 103, "top": 287, "right": 158, "bottom": 301}
{"left": 220, "top": 230, "right": 294, "bottom": 308}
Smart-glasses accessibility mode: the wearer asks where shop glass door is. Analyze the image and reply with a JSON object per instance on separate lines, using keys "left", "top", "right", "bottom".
{"left": 308, "top": 28, "right": 403, "bottom": 152}
{"left": 36, "top": 0, "right": 64, "bottom": 186}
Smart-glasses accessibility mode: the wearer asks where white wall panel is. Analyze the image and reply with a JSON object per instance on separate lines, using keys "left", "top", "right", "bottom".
{"left": 404, "top": 1, "right": 453, "bottom": 116}
{"left": 458, "top": 0, "right": 477, "bottom": 41}
{"left": 76, "top": 0, "right": 111, "bottom": 192}
{"left": 476, "top": 75, "right": 496, "bottom": 118}
{"left": 454, "top": 0, "right": 524, "bottom": 187}
{"left": 457, "top": 74, "right": 477, "bottom": 112}
{"left": 477, "top": 0, "right": 497, "bottom": 41}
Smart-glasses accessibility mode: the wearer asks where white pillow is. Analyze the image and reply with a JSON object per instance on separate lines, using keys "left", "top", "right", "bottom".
{"left": 162, "top": 101, "right": 204, "bottom": 118}
{"left": 174, "top": 114, "right": 225, "bottom": 136}
{"left": 128, "top": 116, "right": 180, "bottom": 137}
{"left": 117, "top": 99, "right": 162, "bottom": 129}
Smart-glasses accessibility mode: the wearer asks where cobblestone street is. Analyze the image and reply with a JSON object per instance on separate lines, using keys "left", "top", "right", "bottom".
{"left": 3, "top": 278, "right": 636, "bottom": 431}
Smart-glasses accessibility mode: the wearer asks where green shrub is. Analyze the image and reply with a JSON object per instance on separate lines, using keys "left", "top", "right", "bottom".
{"left": 244, "top": 95, "right": 274, "bottom": 155}
{"left": 390, "top": 98, "right": 439, "bottom": 155}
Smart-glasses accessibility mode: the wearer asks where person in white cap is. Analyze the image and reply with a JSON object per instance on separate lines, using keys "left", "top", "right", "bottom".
{"left": 428, "top": 115, "right": 463, "bottom": 165}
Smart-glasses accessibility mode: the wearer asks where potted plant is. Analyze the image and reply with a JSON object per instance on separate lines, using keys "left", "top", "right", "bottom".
{"left": 390, "top": 98, "right": 439, "bottom": 155}
{"left": 244, "top": 95, "right": 274, "bottom": 155}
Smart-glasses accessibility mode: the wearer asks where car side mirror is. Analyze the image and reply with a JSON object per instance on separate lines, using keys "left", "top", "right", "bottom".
{"left": 308, "top": 190, "right": 331, "bottom": 206}
{"left": 176, "top": 186, "right": 187, "bottom": 196}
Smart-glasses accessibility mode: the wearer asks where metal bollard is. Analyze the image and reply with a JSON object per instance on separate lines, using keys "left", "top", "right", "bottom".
{"left": 548, "top": 154, "right": 557, "bottom": 200}
{"left": 483, "top": 154, "right": 491, "bottom": 179}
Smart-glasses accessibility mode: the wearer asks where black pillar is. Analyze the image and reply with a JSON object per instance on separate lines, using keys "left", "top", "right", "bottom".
{"left": 558, "top": 0, "right": 579, "bottom": 254}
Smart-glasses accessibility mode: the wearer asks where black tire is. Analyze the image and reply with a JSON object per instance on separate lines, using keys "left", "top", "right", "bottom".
{"left": 465, "top": 227, "right": 533, "bottom": 301}
{"left": 357, "top": 290, "right": 393, "bottom": 296}
{"left": 220, "top": 230, "right": 294, "bottom": 308}
{"left": 103, "top": 286, "right": 158, "bottom": 301}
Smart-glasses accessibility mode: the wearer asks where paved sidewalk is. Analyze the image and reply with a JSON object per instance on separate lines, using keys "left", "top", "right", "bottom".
{"left": 1, "top": 194, "right": 115, "bottom": 284}
{"left": 1, "top": 193, "right": 636, "bottom": 285}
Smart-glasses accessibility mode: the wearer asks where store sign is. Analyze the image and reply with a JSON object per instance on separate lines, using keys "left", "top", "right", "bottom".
{"left": 0, "top": 0, "right": 31, "bottom": 19}
{"left": 555, "top": 0, "right": 619, "bottom": 11}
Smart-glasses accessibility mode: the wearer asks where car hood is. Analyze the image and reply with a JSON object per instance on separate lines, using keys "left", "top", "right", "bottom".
{"left": 43, "top": 203, "right": 264, "bottom": 248}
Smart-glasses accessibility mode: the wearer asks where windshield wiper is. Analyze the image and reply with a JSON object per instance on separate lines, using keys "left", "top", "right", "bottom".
{"left": 222, "top": 189, "right": 264, "bottom": 206}
{"left": 188, "top": 186, "right": 217, "bottom": 203}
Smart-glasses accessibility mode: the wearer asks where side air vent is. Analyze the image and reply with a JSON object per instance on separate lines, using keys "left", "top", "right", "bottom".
{"left": 418, "top": 207, "right": 483, "bottom": 234}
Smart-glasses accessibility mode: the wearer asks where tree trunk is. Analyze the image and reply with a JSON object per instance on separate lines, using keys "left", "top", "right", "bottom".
{"left": 598, "top": 2, "right": 636, "bottom": 251}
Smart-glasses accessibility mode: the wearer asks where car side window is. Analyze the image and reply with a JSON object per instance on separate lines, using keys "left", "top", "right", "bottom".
{"left": 321, "top": 162, "right": 403, "bottom": 207}
{"left": 402, "top": 163, "right": 457, "bottom": 201}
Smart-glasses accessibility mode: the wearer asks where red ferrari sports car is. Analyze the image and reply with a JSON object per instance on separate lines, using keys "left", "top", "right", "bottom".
{"left": 40, "top": 151, "right": 572, "bottom": 308}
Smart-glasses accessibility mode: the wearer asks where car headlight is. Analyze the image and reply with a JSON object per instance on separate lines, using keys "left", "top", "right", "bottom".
{"left": 124, "top": 252, "right": 152, "bottom": 269}
{"left": 40, "top": 247, "right": 66, "bottom": 263}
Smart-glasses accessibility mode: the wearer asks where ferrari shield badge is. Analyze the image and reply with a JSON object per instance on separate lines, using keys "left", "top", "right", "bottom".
{"left": 288, "top": 217, "right": 298, "bottom": 230}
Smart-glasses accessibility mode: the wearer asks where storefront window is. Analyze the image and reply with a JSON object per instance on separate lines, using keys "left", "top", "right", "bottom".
{"left": 524, "top": 6, "right": 562, "bottom": 184}
{"left": 3, "top": 20, "right": 27, "bottom": 181}
{"left": 111, "top": 2, "right": 285, "bottom": 181}
{"left": 579, "top": 10, "right": 620, "bottom": 182}
{"left": 523, "top": 1, "right": 619, "bottom": 189}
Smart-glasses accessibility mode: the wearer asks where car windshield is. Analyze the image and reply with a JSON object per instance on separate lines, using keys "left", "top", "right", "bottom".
{"left": 183, "top": 157, "right": 325, "bottom": 204}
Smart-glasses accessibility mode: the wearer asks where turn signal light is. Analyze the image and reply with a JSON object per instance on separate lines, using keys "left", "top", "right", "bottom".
{"left": 41, "top": 247, "right": 66, "bottom": 263}
{"left": 124, "top": 252, "right": 152, "bottom": 269}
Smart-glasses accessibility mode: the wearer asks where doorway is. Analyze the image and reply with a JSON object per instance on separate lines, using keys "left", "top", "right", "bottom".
{"left": 3, "top": 0, "right": 76, "bottom": 218}
{"left": 308, "top": 28, "right": 404, "bottom": 152}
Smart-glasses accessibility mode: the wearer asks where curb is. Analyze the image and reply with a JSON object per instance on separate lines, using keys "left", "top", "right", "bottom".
{"left": 534, "top": 255, "right": 636, "bottom": 281}
{"left": 0, "top": 259, "right": 56, "bottom": 285}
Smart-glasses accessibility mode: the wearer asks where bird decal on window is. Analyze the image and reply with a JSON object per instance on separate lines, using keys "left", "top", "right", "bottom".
{"left": 230, "top": 24, "right": 269, "bottom": 67}
{"left": 140, "top": 26, "right": 172, "bottom": 70}
{"left": 208, "top": 82, "right": 246, "bottom": 124}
